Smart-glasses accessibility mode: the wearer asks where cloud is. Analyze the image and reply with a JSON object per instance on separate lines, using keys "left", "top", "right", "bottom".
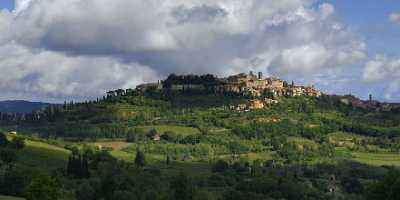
{"left": 273, "top": 43, "right": 331, "bottom": 74}
{"left": 0, "top": 42, "right": 158, "bottom": 101}
{"left": 389, "top": 13, "right": 400, "bottom": 25}
{"left": 0, "top": 0, "right": 367, "bottom": 101}
{"left": 172, "top": 4, "right": 227, "bottom": 24}
{"left": 363, "top": 55, "right": 400, "bottom": 100}
{"left": 363, "top": 55, "right": 400, "bottom": 82}
{"left": 14, "top": 0, "right": 33, "bottom": 14}
{"left": 319, "top": 3, "right": 335, "bottom": 20}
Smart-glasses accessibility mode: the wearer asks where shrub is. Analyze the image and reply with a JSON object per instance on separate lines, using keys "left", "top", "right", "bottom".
{"left": 134, "top": 150, "right": 146, "bottom": 167}
{"left": 25, "top": 175, "right": 59, "bottom": 200}
{"left": 10, "top": 136, "right": 25, "bottom": 149}
{"left": 213, "top": 160, "right": 229, "bottom": 173}
{"left": 0, "top": 131, "right": 8, "bottom": 147}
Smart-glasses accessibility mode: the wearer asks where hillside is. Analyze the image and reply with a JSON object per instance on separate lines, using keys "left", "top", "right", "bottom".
{"left": 0, "top": 100, "right": 51, "bottom": 113}
{"left": 1, "top": 73, "right": 400, "bottom": 200}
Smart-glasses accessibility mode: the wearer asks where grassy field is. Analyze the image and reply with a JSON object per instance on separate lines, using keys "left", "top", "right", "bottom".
{"left": 349, "top": 151, "right": 400, "bottom": 166}
{"left": 7, "top": 132, "right": 400, "bottom": 183}
{"left": 110, "top": 148, "right": 212, "bottom": 178}
{"left": 16, "top": 140, "right": 70, "bottom": 173}
{"left": 328, "top": 132, "right": 370, "bottom": 142}
{"left": 336, "top": 147, "right": 400, "bottom": 166}
{"left": 90, "top": 141, "right": 132, "bottom": 151}
{"left": 139, "top": 125, "right": 200, "bottom": 136}
{"left": 288, "top": 137, "right": 319, "bottom": 149}
{"left": 0, "top": 195, "right": 24, "bottom": 200}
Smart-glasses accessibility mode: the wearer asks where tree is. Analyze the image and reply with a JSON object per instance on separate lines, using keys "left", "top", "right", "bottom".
{"left": 0, "top": 167, "right": 27, "bottom": 196}
{"left": 170, "top": 173, "right": 195, "bottom": 200}
{"left": 213, "top": 160, "right": 229, "bottom": 173}
{"left": 161, "top": 131, "right": 177, "bottom": 142}
{"left": 25, "top": 175, "right": 59, "bottom": 200}
{"left": 126, "top": 128, "right": 147, "bottom": 142}
{"left": 81, "top": 154, "right": 90, "bottom": 178}
{"left": 10, "top": 136, "right": 25, "bottom": 149}
{"left": 270, "top": 135, "right": 287, "bottom": 151}
{"left": 75, "top": 179, "right": 101, "bottom": 200}
{"left": 112, "top": 190, "right": 136, "bottom": 200}
{"left": 134, "top": 150, "right": 146, "bottom": 167}
{"left": 0, "top": 148, "right": 17, "bottom": 166}
{"left": 341, "top": 176, "right": 364, "bottom": 194}
{"left": 166, "top": 154, "right": 171, "bottom": 165}
{"left": 366, "top": 169, "right": 400, "bottom": 200}
{"left": 147, "top": 129, "right": 158, "bottom": 139}
{"left": 67, "top": 152, "right": 90, "bottom": 178}
{"left": 319, "top": 142, "right": 335, "bottom": 158}
{"left": 126, "top": 129, "right": 138, "bottom": 142}
{"left": 228, "top": 142, "right": 242, "bottom": 159}
{"left": 0, "top": 131, "right": 8, "bottom": 147}
{"left": 193, "top": 190, "right": 215, "bottom": 200}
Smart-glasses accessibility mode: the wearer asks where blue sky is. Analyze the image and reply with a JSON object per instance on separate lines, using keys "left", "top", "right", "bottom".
{"left": 0, "top": 0, "right": 399, "bottom": 102}
{"left": 317, "top": 0, "right": 400, "bottom": 56}
{"left": 0, "top": 0, "right": 14, "bottom": 10}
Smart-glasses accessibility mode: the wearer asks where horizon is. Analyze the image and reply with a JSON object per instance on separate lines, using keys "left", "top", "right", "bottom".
{"left": 0, "top": 71, "right": 392, "bottom": 104}
{"left": 0, "top": 1, "right": 400, "bottom": 103}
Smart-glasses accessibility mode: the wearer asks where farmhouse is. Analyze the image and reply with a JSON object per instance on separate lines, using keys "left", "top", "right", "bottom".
{"left": 249, "top": 99, "right": 265, "bottom": 109}
{"left": 152, "top": 133, "right": 161, "bottom": 141}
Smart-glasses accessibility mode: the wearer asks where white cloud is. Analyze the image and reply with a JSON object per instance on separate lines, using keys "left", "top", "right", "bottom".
{"left": 389, "top": 13, "right": 400, "bottom": 25}
{"left": 0, "top": 0, "right": 367, "bottom": 101}
{"left": 363, "top": 55, "right": 400, "bottom": 82}
{"left": 274, "top": 43, "right": 331, "bottom": 73}
{"left": 0, "top": 42, "right": 159, "bottom": 101}
{"left": 14, "top": 0, "right": 33, "bottom": 14}
{"left": 319, "top": 3, "right": 335, "bottom": 20}
{"left": 363, "top": 55, "right": 400, "bottom": 100}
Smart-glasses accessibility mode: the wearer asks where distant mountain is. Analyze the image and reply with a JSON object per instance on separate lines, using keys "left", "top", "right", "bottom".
{"left": 0, "top": 100, "right": 52, "bottom": 113}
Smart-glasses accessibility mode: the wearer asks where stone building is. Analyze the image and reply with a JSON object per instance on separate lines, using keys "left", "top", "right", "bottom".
{"left": 286, "top": 87, "right": 303, "bottom": 97}
{"left": 304, "top": 86, "right": 321, "bottom": 97}
{"left": 249, "top": 100, "right": 265, "bottom": 109}
{"left": 266, "top": 78, "right": 285, "bottom": 89}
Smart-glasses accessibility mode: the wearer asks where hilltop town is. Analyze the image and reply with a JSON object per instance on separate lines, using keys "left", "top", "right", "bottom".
{"left": 131, "top": 71, "right": 321, "bottom": 111}
{"left": 134, "top": 71, "right": 321, "bottom": 97}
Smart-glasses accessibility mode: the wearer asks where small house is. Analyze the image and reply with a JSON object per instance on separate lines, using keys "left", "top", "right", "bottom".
{"left": 152, "top": 134, "right": 161, "bottom": 141}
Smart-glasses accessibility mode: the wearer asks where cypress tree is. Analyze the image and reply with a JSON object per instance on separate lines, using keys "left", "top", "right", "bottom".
{"left": 134, "top": 150, "right": 146, "bottom": 167}
{"left": 81, "top": 154, "right": 90, "bottom": 178}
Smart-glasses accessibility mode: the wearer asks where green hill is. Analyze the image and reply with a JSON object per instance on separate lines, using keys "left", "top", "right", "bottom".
{"left": 0, "top": 100, "right": 51, "bottom": 113}
{"left": 16, "top": 140, "right": 70, "bottom": 173}
{"left": 1, "top": 80, "right": 400, "bottom": 200}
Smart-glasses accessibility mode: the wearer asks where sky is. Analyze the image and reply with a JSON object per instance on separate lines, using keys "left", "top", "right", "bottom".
{"left": 0, "top": 0, "right": 399, "bottom": 103}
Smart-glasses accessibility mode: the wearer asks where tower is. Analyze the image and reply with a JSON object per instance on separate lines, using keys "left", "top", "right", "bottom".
{"left": 249, "top": 71, "right": 254, "bottom": 77}
{"left": 258, "top": 72, "right": 263, "bottom": 79}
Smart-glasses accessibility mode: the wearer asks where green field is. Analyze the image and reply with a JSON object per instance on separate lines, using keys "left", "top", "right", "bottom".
{"left": 336, "top": 147, "right": 400, "bottom": 166}
{"left": 12, "top": 135, "right": 400, "bottom": 177}
{"left": 3, "top": 134, "right": 400, "bottom": 200}
{"left": 0, "top": 195, "right": 24, "bottom": 200}
{"left": 139, "top": 125, "right": 200, "bottom": 136}
{"left": 328, "top": 132, "right": 370, "bottom": 142}
{"left": 16, "top": 140, "right": 70, "bottom": 173}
